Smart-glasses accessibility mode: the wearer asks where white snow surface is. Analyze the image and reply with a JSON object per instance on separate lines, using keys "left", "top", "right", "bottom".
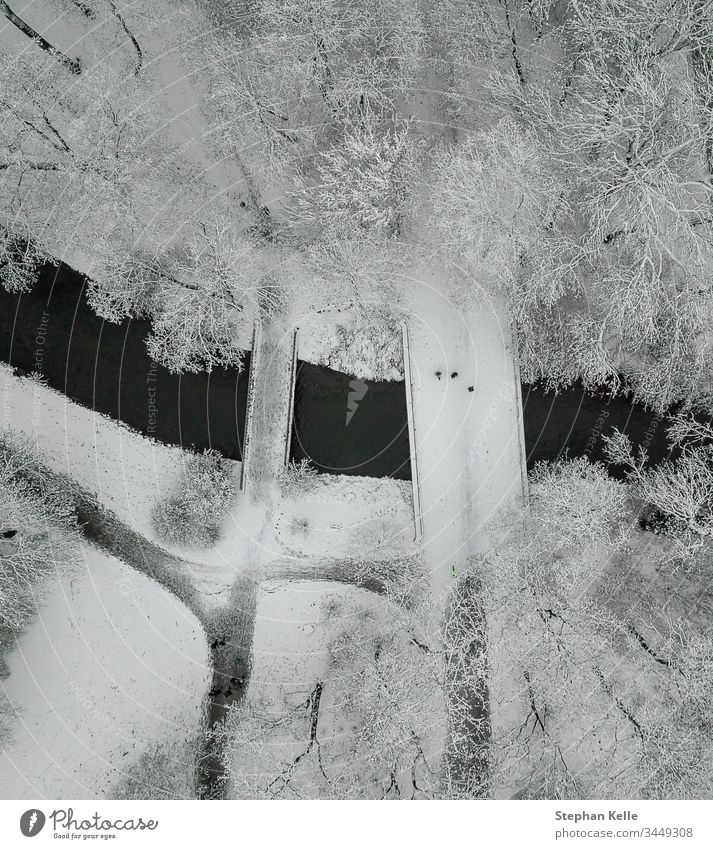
{"left": 273, "top": 473, "right": 414, "bottom": 560}
{"left": 0, "top": 543, "right": 209, "bottom": 800}
{"left": 226, "top": 580, "right": 378, "bottom": 797}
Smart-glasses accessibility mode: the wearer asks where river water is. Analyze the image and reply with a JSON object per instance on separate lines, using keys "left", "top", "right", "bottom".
{"left": 290, "top": 360, "right": 412, "bottom": 480}
{"left": 0, "top": 261, "right": 249, "bottom": 459}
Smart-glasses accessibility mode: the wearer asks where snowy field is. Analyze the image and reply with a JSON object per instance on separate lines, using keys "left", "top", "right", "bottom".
{"left": 0, "top": 543, "right": 209, "bottom": 799}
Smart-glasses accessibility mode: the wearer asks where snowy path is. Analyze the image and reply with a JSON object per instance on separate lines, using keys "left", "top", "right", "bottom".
{"left": 405, "top": 270, "right": 527, "bottom": 606}
{"left": 404, "top": 269, "right": 527, "bottom": 791}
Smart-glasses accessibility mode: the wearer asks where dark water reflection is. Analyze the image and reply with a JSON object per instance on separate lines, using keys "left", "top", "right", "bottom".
{"left": 0, "top": 262, "right": 249, "bottom": 459}
{"left": 290, "top": 360, "right": 412, "bottom": 480}
{"left": 521, "top": 382, "right": 692, "bottom": 477}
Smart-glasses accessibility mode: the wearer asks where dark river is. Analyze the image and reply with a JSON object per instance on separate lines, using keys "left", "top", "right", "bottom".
{"left": 0, "top": 261, "right": 702, "bottom": 478}
{"left": 290, "top": 360, "right": 412, "bottom": 480}
{"left": 0, "top": 261, "right": 249, "bottom": 459}
{"left": 521, "top": 382, "right": 684, "bottom": 477}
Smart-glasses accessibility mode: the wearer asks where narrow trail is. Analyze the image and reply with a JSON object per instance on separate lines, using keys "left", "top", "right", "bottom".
{"left": 76, "top": 498, "right": 203, "bottom": 620}
{"left": 197, "top": 574, "right": 258, "bottom": 799}
{"left": 265, "top": 558, "right": 388, "bottom": 596}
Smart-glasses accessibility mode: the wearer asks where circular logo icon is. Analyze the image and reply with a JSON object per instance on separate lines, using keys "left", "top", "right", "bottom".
{"left": 20, "top": 809, "right": 45, "bottom": 837}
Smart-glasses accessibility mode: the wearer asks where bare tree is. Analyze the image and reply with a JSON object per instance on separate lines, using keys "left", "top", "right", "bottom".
{"left": 0, "top": 1, "right": 81, "bottom": 73}
{"left": 89, "top": 218, "right": 275, "bottom": 373}
{"left": 427, "top": 117, "right": 575, "bottom": 309}
{"left": 0, "top": 50, "right": 158, "bottom": 263}
{"left": 480, "top": 455, "right": 713, "bottom": 798}
{"left": 206, "top": 0, "right": 425, "bottom": 209}
{"left": 0, "top": 226, "right": 45, "bottom": 292}
{"left": 290, "top": 114, "right": 423, "bottom": 240}
{"left": 430, "top": 1, "right": 713, "bottom": 411}
{"left": 292, "top": 236, "right": 405, "bottom": 318}
{"left": 605, "top": 415, "right": 713, "bottom": 546}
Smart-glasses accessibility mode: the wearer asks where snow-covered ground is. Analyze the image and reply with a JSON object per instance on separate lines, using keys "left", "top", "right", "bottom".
{"left": 0, "top": 364, "right": 215, "bottom": 541}
{"left": 396, "top": 259, "right": 528, "bottom": 793}
{"left": 273, "top": 473, "right": 414, "bottom": 560}
{"left": 0, "top": 542, "right": 209, "bottom": 800}
{"left": 224, "top": 580, "right": 384, "bottom": 799}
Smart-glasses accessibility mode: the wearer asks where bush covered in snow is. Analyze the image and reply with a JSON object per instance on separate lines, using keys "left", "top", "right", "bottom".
{"left": 278, "top": 459, "right": 320, "bottom": 499}
{"left": 308, "top": 320, "right": 404, "bottom": 382}
{"left": 153, "top": 450, "right": 235, "bottom": 548}
{"left": 0, "top": 430, "right": 79, "bottom": 634}
{"left": 109, "top": 734, "right": 201, "bottom": 800}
